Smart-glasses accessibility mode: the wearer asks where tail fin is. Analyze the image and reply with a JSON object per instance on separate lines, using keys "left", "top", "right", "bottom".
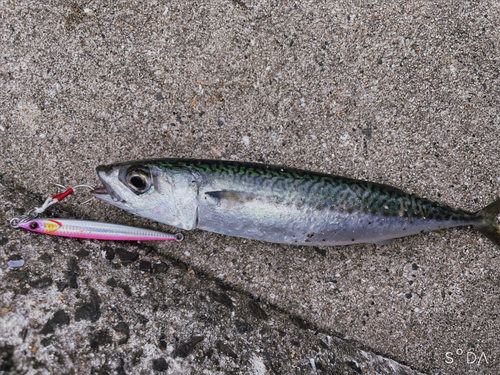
{"left": 474, "top": 198, "right": 500, "bottom": 247}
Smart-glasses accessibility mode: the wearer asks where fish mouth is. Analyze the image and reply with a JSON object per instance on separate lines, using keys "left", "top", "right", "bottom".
{"left": 92, "top": 165, "right": 125, "bottom": 203}
{"left": 93, "top": 165, "right": 112, "bottom": 196}
{"left": 91, "top": 182, "right": 115, "bottom": 203}
{"left": 92, "top": 182, "right": 124, "bottom": 204}
{"left": 91, "top": 170, "right": 112, "bottom": 197}
{"left": 91, "top": 186, "right": 109, "bottom": 195}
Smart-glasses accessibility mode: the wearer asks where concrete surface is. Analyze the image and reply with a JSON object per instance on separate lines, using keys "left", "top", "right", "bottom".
{"left": 0, "top": 181, "right": 427, "bottom": 375}
{"left": 1, "top": 0, "right": 499, "bottom": 374}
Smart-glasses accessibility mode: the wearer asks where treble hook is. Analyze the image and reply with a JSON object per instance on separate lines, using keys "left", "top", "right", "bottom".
{"left": 9, "top": 184, "right": 95, "bottom": 228}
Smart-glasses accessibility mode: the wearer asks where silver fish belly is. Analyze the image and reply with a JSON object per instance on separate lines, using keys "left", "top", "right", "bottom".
{"left": 92, "top": 159, "right": 500, "bottom": 247}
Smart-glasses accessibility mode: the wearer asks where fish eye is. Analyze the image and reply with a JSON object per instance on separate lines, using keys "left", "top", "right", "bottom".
{"left": 130, "top": 176, "right": 146, "bottom": 189}
{"left": 126, "top": 170, "right": 151, "bottom": 193}
{"left": 29, "top": 222, "right": 38, "bottom": 229}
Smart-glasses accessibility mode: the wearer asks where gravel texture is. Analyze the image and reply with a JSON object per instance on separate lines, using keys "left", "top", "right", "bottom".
{"left": 1, "top": 0, "right": 500, "bottom": 374}
{"left": 0, "top": 182, "right": 427, "bottom": 374}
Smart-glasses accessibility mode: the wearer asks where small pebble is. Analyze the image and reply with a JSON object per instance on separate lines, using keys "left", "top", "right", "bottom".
{"left": 139, "top": 261, "right": 152, "bottom": 272}
{"left": 153, "top": 262, "right": 169, "bottom": 273}
{"left": 57, "top": 282, "right": 68, "bottom": 292}
{"left": 104, "top": 247, "right": 115, "bottom": 261}
{"left": 152, "top": 358, "right": 169, "bottom": 371}
{"left": 75, "top": 249, "right": 90, "bottom": 258}
{"left": 309, "top": 358, "right": 316, "bottom": 371}
{"left": 8, "top": 259, "right": 24, "bottom": 268}
{"left": 115, "top": 248, "right": 138, "bottom": 264}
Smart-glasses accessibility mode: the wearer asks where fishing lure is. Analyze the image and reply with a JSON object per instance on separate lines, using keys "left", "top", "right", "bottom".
{"left": 92, "top": 158, "right": 500, "bottom": 247}
{"left": 10, "top": 185, "right": 183, "bottom": 242}
{"left": 16, "top": 218, "right": 183, "bottom": 241}
{"left": 9, "top": 185, "right": 89, "bottom": 227}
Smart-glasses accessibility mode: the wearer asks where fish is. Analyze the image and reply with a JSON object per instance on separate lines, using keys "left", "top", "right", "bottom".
{"left": 18, "top": 218, "right": 184, "bottom": 241}
{"left": 91, "top": 158, "right": 500, "bottom": 247}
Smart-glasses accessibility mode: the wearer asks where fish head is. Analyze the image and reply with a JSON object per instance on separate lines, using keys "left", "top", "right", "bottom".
{"left": 92, "top": 160, "right": 198, "bottom": 230}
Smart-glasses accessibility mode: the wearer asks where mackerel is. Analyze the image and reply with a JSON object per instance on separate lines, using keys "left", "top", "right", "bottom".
{"left": 92, "top": 159, "right": 500, "bottom": 247}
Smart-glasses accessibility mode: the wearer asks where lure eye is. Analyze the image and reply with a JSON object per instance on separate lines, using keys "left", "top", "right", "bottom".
{"left": 126, "top": 170, "right": 151, "bottom": 194}
{"left": 29, "top": 222, "right": 39, "bottom": 230}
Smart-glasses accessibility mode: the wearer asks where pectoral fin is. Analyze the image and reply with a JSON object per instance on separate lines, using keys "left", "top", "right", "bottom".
{"left": 205, "top": 190, "right": 255, "bottom": 207}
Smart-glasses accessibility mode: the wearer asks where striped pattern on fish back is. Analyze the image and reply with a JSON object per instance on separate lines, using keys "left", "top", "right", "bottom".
{"left": 153, "top": 159, "right": 475, "bottom": 223}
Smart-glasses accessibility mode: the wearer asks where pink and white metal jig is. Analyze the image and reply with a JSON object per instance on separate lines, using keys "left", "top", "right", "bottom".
{"left": 9, "top": 185, "right": 184, "bottom": 242}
